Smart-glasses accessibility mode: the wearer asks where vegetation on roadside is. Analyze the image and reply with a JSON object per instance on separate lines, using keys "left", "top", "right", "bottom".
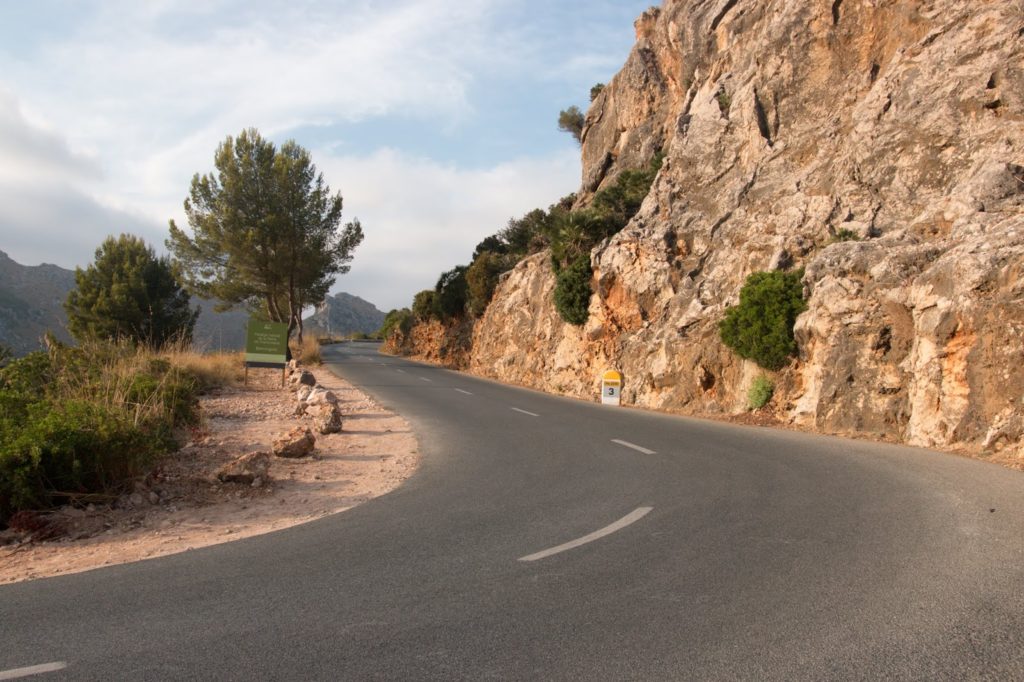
{"left": 379, "top": 309, "right": 414, "bottom": 340}
{"left": 0, "top": 339, "right": 240, "bottom": 528}
{"left": 554, "top": 256, "right": 593, "bottom": 326}
{"left": 747, "top": 375, "right": 774, "bottom": 410}
{"left": 290, "top": 335, "right": 322, "bottom": 366}
{"left": 719, "top": 270, "right": 807, "bottom": 371}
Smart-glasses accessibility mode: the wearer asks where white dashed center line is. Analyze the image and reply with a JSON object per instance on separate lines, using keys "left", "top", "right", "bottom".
{"left": 419, "top": 377, "right": 432, "bottom": 382}
{"left": 454, "top": 389, "right": 473, "bottom": 395}
{"left": 510, "top": 407, "right": 540, "bottom": 417}
{"left": 519, "top": 507, "right": 654, "bottom": 562}
{"left": 0, "top": 662, "right": 69, "bottom": 680}
{"left": 395, "top": 369, "right": 406, "bottom": 373}
{"left": 611, "top": 439, "right": 656, "bottom": 455}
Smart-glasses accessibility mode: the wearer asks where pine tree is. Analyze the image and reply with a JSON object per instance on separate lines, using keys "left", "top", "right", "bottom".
{"left": 65, "top": 234, "right": 198, "bottom": 346}
{"left": 167, "top": 128, "right": 363, "bottom": 341}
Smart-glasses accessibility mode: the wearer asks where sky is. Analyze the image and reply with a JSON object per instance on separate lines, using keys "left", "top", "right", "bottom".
{"left": 0, "top": 0, "right": 652, "bottom": 312}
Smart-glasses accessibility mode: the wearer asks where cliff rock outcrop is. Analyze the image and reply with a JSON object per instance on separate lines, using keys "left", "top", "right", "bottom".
{"left": 402, "top": 0, "right": 1024, "bottom": 457}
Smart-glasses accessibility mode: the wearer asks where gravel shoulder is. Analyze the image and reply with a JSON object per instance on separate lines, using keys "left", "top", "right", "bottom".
{"left": 0, "top": 362, "right": 420, "bottom": 584}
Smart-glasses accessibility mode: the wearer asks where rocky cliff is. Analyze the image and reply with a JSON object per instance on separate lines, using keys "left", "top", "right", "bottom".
{"left": 304, "top": 292, "right": 386, "bottom": 338}
{"left": 397, "top": 0, "right": 1024, "bottom": 457}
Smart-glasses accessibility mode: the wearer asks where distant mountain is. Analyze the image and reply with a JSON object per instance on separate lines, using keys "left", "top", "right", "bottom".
{"left": 0, "top": 250, "right": 76, "bottom": 355}
{"left": 190, "top": 300, "right": 251, "bottom": 351}
{"left": 305, "top": 292, "right": 385, "bottom": 337}
{"left": 0, "top": 251, "right": 252, "bottom": 354}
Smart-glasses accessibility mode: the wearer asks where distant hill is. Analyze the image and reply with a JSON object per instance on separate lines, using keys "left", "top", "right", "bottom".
{"left": 0, "top": 251, "right": 250, "bottom": 354}
{"left": 0, "top": 250, "right": 76, "bottom": 355}
{"left": 0, "top": 251, "right": 383, "bottom": 354}
{"left": 305, "top": 292, "right": 385, "bottom": 337}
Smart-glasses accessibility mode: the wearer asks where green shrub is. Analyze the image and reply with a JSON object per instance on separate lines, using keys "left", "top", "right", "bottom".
{"left": 545, "top": 155, "right": 662, "bottom": 272}
{"left": 466, "top": 252, "right": 507, "bottom": 317}
{"left": 554, "top": 256, "right": 593, "bottom": 326}
{"left": 0, "top": 352, "right": 53, "bottom": 395}
{"left": 435, "top": 266, "right": 469, "bottom": 320}
{"left": 379, "top": 309, "right": 414, "bottom": 340}
{"left": 716, "top": 89, "right": 732, "bottom": 115}
{"left": 590, "top": 83, "right": 605, "bottom": 101}
{"left": 0, "top": 401, "right": 155, "bottom": 519}
{"left": 748, "top": 375, "right": 774, "bottom": 410}
{"left": 0, "top": 341, "right": 205, "bottom": 527}
{"left": 830, "top": 228, "right": 861, "bottom": 243}
{"left": 558, "top": 106, "right": 585, "bottom": 143}
{"left": 719, "top": 270, "right": 807, "bottom": 371}
{"left": 412, "top": 290, "right": 438, "bottom": 321}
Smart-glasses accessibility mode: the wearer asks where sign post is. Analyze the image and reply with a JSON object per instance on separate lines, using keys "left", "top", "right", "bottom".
{"left": 245, "top": 319, "right": 289, "bottom": 386}
{"left": 601, "top": 370, "right": 622, "bottom": 406}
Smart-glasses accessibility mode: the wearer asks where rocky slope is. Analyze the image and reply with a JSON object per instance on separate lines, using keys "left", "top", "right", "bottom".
{"left": 0, "top": 250, "right": 75, "bottom": 354}
{"left": 394, "top": 0, "right": 1024, "bottom": 457}
{"left": 304, "top": 292, "right": 386, "bottom": 338}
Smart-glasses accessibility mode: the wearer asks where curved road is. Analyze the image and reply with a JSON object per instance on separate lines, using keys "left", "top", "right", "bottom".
{"left": 2, "top": 342, "right": 1023, "bottom": 680}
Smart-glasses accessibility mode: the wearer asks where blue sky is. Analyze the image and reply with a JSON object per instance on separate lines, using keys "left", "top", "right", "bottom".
{"left": 0, "top": 0, "right": 652, "bottom": 311}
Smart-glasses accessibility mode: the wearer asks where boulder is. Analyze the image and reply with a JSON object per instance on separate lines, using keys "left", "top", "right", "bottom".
{"left": 272, "top": 427, "right": 316, "bottom": 458}
{"left": 306, "top": 387, "right": 339, "bottom": 406}
{"left": 295, "top": 384, "right": 314, "bottom": 402}
{"left": 215, "top": 451, "right": 272, "bottom": 485}
{"left": 313, "top": 404, "right": 343, "bottom": 434}
{"left": 287, "top": 370, "right": 316, "bottom": 390}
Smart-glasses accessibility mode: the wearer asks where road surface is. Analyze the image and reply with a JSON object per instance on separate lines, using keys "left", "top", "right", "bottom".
{"left": 2, "top": 342, "right": 1023, "bottom": 679}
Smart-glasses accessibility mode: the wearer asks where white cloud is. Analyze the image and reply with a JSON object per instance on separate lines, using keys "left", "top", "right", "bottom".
{"left": 0, "top": 90, "right": 163, "bottom": 267}
{"left": 0, "top": 0, "right": 637, "bottom": 310}
{"left": 315, "top": 146, "right": 580, "bottom": 311}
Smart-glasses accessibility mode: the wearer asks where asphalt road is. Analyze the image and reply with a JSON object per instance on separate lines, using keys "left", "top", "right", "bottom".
{"left": 2, "top": 342, "right": 1023, "bottom": 680}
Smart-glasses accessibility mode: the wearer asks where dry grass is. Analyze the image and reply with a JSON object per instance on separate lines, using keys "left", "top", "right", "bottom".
{"left": 291, "top": 335, "right": 322, "bottom": 366}
{"left": 164, "top": 348, "right": 245, "bottom": 389}
{"left": 41, "top": 340, "right": 243, "bottom": 427}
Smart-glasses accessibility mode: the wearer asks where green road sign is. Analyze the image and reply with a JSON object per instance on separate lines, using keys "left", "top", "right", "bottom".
{"left": 245, "top": 319, "right": 289, "bottom": 367}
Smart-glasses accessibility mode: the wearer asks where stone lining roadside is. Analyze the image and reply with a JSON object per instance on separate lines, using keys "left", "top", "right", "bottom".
{"left": 0, "top": 359, "right": 419, "bottom": 584}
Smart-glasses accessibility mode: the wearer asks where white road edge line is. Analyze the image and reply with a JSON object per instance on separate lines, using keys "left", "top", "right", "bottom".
{"left": 519, "top": 507, "right": 654, "bottom": 562}
{"left": 454, "top": 389, "right": 473, "bottom": 395}
{"left": 0, "top": 662, "right": 68, "bottom": 680}
{"left": 510, "top": 407, "right": 540, "bottom": 417}
{"left": 611, "top": 439, "right": 657, "bottom": 455}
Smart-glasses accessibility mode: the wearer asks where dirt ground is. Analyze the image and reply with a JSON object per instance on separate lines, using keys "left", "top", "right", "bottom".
{"left": 0, "top": 362, "right": 419, "bottom": 584}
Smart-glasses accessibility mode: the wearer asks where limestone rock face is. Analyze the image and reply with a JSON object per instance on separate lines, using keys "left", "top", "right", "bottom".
{"left": 404, "top": 0, "right": 1024, "bottom": 454}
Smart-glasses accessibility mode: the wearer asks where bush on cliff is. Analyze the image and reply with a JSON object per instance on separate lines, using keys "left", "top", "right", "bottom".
{"left": 554, "top": 256, "right": 593, "bottom": 326}
{"left": 747, "top": 375, "right": 774, "bottom": 410}
{"left": 719, "top": 270, "right": 807, "bottom": 371}
{"left": 434, "top": 266, "right": 469, "bottom": 320}
{"left": 379, "top": 309, "right": 414, "bottom": 340}
{"left": 412, "top": 290, "right": 438, "bottom": 321}
{"left": 466, "top": 252, "right": 507, "bottom": 317}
